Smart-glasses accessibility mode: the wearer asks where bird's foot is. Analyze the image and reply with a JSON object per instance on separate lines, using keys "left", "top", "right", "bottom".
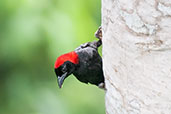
{"left": 98, "top": 82, "right": 106, "bottom": 90}
{"left": 95, "top": 26, "right": 102, "bottom": 40}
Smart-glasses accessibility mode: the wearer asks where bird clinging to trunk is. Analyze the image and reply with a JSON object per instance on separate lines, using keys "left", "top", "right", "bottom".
{"left": 54, "top": 26, "right": 105, "bottom": 89}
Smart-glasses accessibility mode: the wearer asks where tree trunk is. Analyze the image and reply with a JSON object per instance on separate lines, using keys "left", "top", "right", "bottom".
{"left": 102, "top": 0, "right": 171, "bottom": 114}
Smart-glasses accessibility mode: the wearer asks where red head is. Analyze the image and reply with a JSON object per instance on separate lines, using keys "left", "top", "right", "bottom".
{"left": 54, "top": 51, "right": 79, "bottom": 69}
{"left": 54, "top": 51, "right": 79, "bottom": 88}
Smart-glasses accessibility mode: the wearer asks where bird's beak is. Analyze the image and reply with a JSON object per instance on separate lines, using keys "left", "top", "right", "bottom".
{"left": 57, "top": 72, "right": 67, "bottom": 88}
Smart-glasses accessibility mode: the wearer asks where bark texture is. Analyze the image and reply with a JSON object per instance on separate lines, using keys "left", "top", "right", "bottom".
{"left": 102, "top": 0, "right": 171, "bottom": 114}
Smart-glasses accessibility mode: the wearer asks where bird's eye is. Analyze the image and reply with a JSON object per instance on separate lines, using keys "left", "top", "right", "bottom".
{"left": 62, "top": 65, "right": 67, "bottom": 73}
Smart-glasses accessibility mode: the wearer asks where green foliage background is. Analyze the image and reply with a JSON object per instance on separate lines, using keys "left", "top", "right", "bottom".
{"left": 0, "top": 0, "right": 105, "bottom": 114}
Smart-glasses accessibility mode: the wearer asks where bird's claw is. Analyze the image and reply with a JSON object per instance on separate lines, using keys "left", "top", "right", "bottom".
{"left": 98, "top": 82, "right": 106, "bottom": 90}
{"left": 95, "top": 26, "right": 102, "bottom": 40}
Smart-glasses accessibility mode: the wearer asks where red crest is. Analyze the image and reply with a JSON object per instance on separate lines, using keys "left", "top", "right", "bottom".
{"left": 54, "top": 51, "right": 79, "bottom": 69}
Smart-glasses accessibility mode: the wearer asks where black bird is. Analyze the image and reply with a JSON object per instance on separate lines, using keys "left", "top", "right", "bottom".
{"left": 54, "top": 27, "right": 105, "bottom": 89}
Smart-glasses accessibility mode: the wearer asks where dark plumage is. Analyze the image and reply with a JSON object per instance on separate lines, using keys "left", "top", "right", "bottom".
{"left": 54, "top": 40, "right": 104, "bottom": 88}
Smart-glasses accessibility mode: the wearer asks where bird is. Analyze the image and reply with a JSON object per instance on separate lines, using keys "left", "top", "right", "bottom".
{"left": 54, "top": 26, "right": 105, "bottom": 89}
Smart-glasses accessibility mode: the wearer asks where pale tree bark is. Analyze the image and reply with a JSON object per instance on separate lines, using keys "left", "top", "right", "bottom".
{"left": 102, "top": 0, "right": 171, "bottom": 114}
